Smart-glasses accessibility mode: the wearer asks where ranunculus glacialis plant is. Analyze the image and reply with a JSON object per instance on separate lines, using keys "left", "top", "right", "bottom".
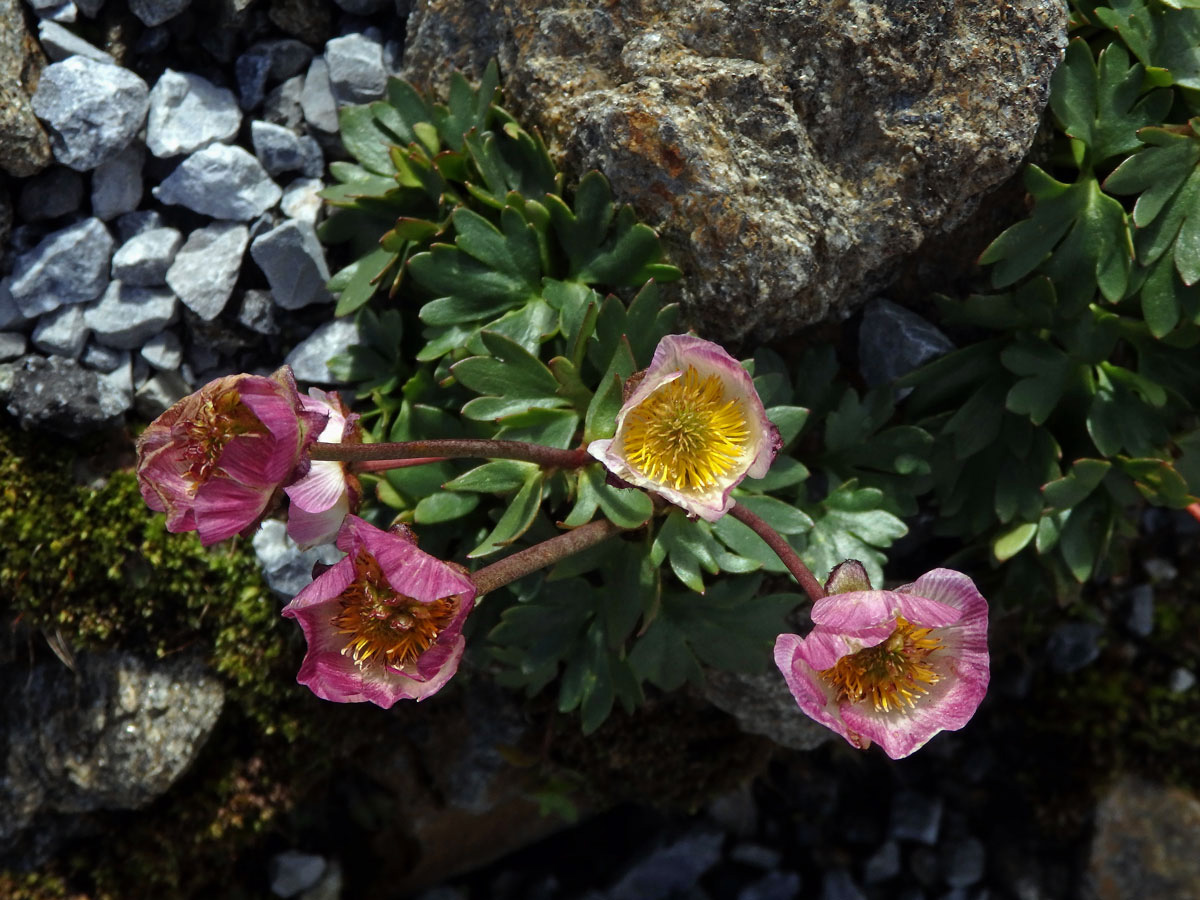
{"left": 774, "top": 563, "right": 990, "bottom": 759}
{"left": 284, "top": 388, "right": 362, "bottom": 548}
{"left": 135, "top": 366, "right": 326, "bottom": 546}
{"left": 588, "top": 334, "right": 781, "bottom": 521}
{"left": 281, "top": 515, "right": 477, "bottom": 707}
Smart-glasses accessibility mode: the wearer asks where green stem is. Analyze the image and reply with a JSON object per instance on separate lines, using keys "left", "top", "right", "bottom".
{"left": 310, "top": 439, "right": 593, "bottom": 471}
{"left": 470, "top": 517, "right": 626, "bottom": 597}
{"left": 729, "top": 503, "right": 825, "bottom": 603}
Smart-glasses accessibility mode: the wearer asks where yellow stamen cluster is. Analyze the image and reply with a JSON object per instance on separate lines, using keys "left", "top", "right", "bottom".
{"left": 621, "top": 366, "right": 750, "bottom": 492}
{"left": 182, "top": 388, "right": 265, "bottom": 486}
{"left": 820, "top": 617, "right": 943, "bottom": 713}
{"left": 332, "top": 551, "right": 458, "bottom": 670}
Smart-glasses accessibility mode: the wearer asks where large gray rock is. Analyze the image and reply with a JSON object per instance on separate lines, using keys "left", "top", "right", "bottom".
{"left": 153, "top": 143, "right": 282, "bottom": 220}
{"left": 0, "top": 0, "right": 53, "bottom": 177}
{"left": 403, "top": 0, "right": 1066, "bottom": 340}
{"left": 250, "top": 219, "right": 332, "bottom": 310}
{"left": 92, "top": 142, "right": 146, "bottom": 221}
{"left": 0, "top": 651, "right": 223, "bottom": 851}
{"left": 146, "top": 70, "right": 242, "bottom": 158}
{"left": 4, "top": 353, "right": 131, "bottom": 434}
{"left": 31, "top": 55, "right": 149, "bottom": 171}
{"left": 166, "top": 222, "right": 250, "bottom": 319}
{"left": 1087, "top": 776, "right": 1200, "bottom": 900}
{"left": 9, "top": 217, "right": 114, "bottom": 317}
{"left": 83, "top": 281, "right": 178, "bottom": 350}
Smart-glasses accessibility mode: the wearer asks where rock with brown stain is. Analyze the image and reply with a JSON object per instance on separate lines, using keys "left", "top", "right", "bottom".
{"left": 401, "top": 0, "right": 1066, "bottom": 340}
{"left": 0, "top": 0, "right": 52, "bottom": 177}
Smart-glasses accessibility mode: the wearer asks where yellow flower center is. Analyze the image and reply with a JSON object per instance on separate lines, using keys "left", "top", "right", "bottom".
{"left": 621, "top": 366, "right": 750, "bottom": 492}
{"left": 820, "top": 617, "right": 943, "bottom": 713}
{"left": 331, "top": 550, "right": 458, "bottom": 670}
{"left": 182, "top": 387, "right": 266, "bottom": 486}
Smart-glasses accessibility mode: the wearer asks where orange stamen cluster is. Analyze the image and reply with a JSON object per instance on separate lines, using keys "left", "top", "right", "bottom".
{"left": 331, "top": 550, "right": 457, "bottom": 670}
{"left": 621, "top": 366, "right": 750, "bottom": 491}
{"left": 820, "top": 617, "right": 943, "bottom": 713}
{"left": 181, "top": 387, "right": 265, "bottom": 486}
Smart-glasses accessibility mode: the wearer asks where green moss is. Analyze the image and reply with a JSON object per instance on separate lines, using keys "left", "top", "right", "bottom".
{"left": 0, "top": 424, "right": 304, "bottom": 738}
{"left": 0, "top": 422, "right": 345, "bottom": 897}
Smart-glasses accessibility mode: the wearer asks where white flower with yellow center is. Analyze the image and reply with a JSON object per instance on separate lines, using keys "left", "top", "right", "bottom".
{"left": 587, "top": 334, "right": 781, "bottom": 521}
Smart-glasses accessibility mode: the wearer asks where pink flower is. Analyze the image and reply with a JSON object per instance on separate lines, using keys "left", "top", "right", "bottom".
{"left": 281, "top": 515, "right": 477, "bottom": 707}
{"left": 284, "top": 388, "right": 362, "bottom": 548}
{"left": 136, "top": 366, "right": 326, "bottom": 546}
{"left": 587, "top": 334, "right": 781, "bottom": 521}
{"left": 774, "top": 564, "right": 990, "bottom": 759}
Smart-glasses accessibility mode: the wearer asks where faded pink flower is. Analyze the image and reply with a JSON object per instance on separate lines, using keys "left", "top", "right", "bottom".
{"left": 774, "top": 564, "right": 990, "bottom": 759}
{"left": 136, "top": 366, "right": 326, "bottom": 546}
{"left": 284, "top": 388, "right": 362, "bottom": 548}
{"left": 587, "top": 334, "right": 781, "bottom": 521}
{"left": 281, "top": 515, "right": 476, "bottom": 707}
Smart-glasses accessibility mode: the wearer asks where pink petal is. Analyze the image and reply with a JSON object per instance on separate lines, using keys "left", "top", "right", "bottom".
{"left": 774, "top": 634, "right": 848, "bottom": 738}
{"left": 286, "top": 490, "right": 350, "bottom": 548}
{"left": 839, "top": 654, "right": 990, "bottom": 759}
{"left": 193, "top": 477, "right": 273, "bottom": 545}
{"left": 793, "top": 624, "right": 893, "bottom": 671}
{"left": 285, "top": 460, "right": 348, "bottom": 514}
{"left": 812, "top": 590, "right": 961, "bottom": 631}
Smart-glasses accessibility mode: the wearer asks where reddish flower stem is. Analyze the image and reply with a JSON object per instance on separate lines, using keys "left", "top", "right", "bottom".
{"left": 351, "top": 457, "right": 446, "bottom": 473}
{"left": 1188, "top": 502, "right": 1200, "bottom": 524}
{"left": 470, "top": 517, "right": 627, "bottom": 597}
{"left": 729, "top": 503, "right": 826, "bottom": 604}
{"left": 310, "top": 439, "right": 592, "bottom": 470}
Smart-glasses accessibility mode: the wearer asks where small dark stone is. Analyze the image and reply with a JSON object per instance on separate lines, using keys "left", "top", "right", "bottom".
{"left": 1045, "top": 622, "right": 1103, "bottom": 674}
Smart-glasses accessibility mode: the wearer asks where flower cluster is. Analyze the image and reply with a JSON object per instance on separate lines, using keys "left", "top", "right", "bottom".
{"left": 134, "top": 338, "right": 990, "bottom": 748}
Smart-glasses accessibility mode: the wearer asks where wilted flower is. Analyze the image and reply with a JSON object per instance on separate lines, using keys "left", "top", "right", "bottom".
{"left": 136, "top": 366, "right": 326, "bottom": 546}
{"left": 284, "top": 388, "right": 362, "bottom": 548}
{"left": 281, "top": 515, "right": 476, "bottom": 707}
{"left": 587, "top": 334, "right": 781, "bottom": 521}
{"left": 774, "top": 563, "right": 989, "bottom": 759}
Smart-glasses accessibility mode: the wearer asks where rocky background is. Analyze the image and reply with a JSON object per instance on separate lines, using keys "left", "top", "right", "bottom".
{"left": 2, "top": 0, "right": 1199, "bottom": 899}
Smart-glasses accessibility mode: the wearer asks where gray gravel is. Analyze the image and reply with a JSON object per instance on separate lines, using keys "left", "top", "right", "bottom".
{"left": 31, "top": 56, "right": 149, "bottom": 171}
{"left": 153, "top": 144, "right": 282, "bottom": 220}
{"left": 166, "top": 222, "right": 250, "bottom": 320}
{"left": 250, "top": 219, "right": 331, "bottom": 310}
{"left": 36, "top": 19, "right": 114, "bottom": 63}
{"left": 325, "top": 32, "right": 387, "bottom": 105}
{"left": 9, "top": 217, "right": 114, "bottom": 317}
{"left": 91, "top": 142, "right": 146, "bottom": 220}
{"left": 146, "top": 70, "right": 242, "bottom": 158}
{"left": 111, "top": 227, "right": 183, "bottom": 286}
{"left": 83, "top": 281, "right": 178, "bottom": 350}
